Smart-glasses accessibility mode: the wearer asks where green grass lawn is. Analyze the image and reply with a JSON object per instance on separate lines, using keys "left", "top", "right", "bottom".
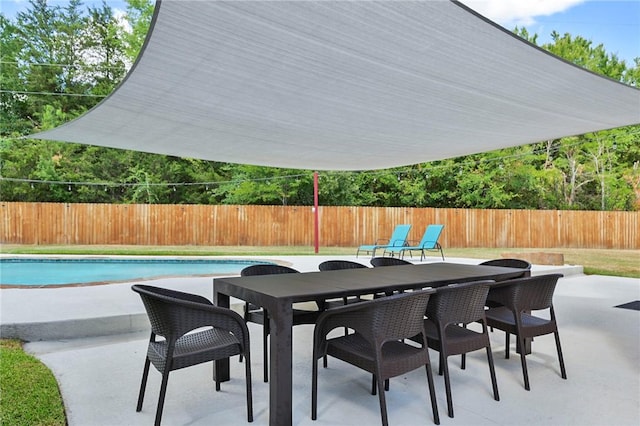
{"left": 444, "top": 247, "right": 640, "bottom": 278}
{"left": 0, "top": 340, "right": 66, "bottom": 426}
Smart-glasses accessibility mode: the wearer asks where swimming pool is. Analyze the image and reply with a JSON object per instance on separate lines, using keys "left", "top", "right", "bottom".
{"left": 0, "top": 258, "right": 271, "bottom": 287}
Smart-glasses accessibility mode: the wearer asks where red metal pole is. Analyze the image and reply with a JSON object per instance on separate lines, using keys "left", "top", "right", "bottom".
{"left": 313, "top": 171, "right": 319, "bottom": 253}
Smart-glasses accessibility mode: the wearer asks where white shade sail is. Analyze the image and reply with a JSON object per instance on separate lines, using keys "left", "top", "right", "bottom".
{"left": 32, "top": 0, "right": 640, "bottom": 171}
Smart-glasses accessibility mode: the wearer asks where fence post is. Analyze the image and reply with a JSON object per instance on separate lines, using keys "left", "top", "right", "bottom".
{"left": 313, "top": 171, "right": 319, "bottom": 253}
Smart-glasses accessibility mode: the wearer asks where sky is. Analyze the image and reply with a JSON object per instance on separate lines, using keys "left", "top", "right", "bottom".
{"left": 1, "top": 0, "right": 638, "bottom": 64}
{"left": 461, "top": 0, "right": 640, "bottom": 64}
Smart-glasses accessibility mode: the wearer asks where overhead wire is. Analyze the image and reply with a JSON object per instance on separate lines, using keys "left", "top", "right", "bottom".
{"left": 3, "top": 128, "right": 636, "bottom": 190}
{"left": 0, "top": 90, "right": 107, "bottom": 98}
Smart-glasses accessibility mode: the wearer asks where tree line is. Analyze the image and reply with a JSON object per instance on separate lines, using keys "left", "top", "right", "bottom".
{"left": 1, "top": 0, "right": 638, "bottom": 210}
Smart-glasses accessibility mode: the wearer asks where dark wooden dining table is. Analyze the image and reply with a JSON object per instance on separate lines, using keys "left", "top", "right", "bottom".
{"left": 213, "top": 262, "right": 527, "bottom": 426}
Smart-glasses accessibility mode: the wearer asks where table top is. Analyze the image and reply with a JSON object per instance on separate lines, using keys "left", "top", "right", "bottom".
{"left": 214, "top": 262, "right": 526, "bottom": 305}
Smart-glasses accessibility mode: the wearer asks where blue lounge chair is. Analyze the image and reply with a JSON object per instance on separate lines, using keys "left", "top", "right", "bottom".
{"left": 356, "top": 224, "right": 412, "bottom": 258}
{"left": 384, "top": 224, "right": 444, "bottom": 261}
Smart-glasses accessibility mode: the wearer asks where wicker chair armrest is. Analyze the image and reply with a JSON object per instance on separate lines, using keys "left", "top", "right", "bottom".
{"left": 133, "top": 285, "right": 250, "bottom": 350}
{"left": 314, "top": 289, "right": 434, "bottom": 356}
{"left": 427, "top": 281, "right": 492, "bottom": 325}
{"left": 486, "top": 274, "right": 563, "bottom": 312}
{"left": 171, "top": 298, "right": 251, "bottom": 350}
{"left": 313, "top": 302, "right": 370, "bottom": 358}
{"left": 314, "top": 299, "right": 372, "bottom": 339}
{"left": 147, "top": 285, "right": 213, "bottom": 306}
{"left": 485, "top": 281, "right": 518, "bottom": 308}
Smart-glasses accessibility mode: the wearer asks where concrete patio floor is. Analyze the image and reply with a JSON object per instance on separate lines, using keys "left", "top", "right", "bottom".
{"left": 2, "top": 256, "right": 639, "bottom": 425}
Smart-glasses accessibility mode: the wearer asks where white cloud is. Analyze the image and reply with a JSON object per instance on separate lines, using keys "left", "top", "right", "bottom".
{"left": 459, "top": 0, "right": 586, "bottom": 26}
{"left": 113, "top": 8, "right": 132, "bottom": 33}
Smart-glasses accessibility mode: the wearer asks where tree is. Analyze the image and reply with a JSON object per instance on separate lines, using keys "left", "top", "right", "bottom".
{"left": 123, "top": 0, "right": 155, "bottom": 63}
{"left": 622, "top": 58, "right": 640, "bottom": 87}
{"left": 1, "top": 3, "right": 638, "bottom": 210}
{"left": 512, "top": 27, "right": 640, "bottom": 210}
{"left": 316, "top": 172, "right": 362, "bottom": 206}
{"left": 84, "top": 2, "right": 129, "bottom": 96}
{"left": 0, "top": 15, "right": 31, "bottom": 136}
{"left": 213, "top": 165, "right": 313, "bottom": 206}
{"left": 545, "top": 31, "right": 627, "bottom": 81}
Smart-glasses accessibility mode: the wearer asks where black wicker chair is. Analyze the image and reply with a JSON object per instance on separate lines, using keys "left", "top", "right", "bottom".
{"left": 240, "top": 264, "right": 320, "bottom": 382}
{"left": 479, "top": 258, "right": 533, "bottom": 328}
{"left": 318, "top": 260, "right": 368, "bottom": 308}
{"left": 132, "top": 284, "right": 253, "bottom": 426}
{"left": 484, "top": 274, "right": 567, "bottom": 390}
{"left": 410, "top": 281, "right": 499, "bottom": 418}
{"left": 369, "top": 257, "right": 413, "bottom": 297}
{"left": 312, "top": 289, "right": 440, "bottom": 426}
{"left": 370, "top": 257, "right": 413, "bottom": 267}
{"left": 318, "top": 260, "right": 368, "bottom": 271}
{"left": 479, "top": 258, "right": 532, "bottom": 278}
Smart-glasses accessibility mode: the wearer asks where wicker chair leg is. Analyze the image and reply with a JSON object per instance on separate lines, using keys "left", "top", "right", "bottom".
{"left": 244, "top": 354, "right": 254, "bottom": 422}
{"left": 341, "top": 297, "right": 350, "bottom": 335}
{"left": 505, "top": 332, "right": 510, "bottom": 359}
{"left": 486, "top": 347, "right": 500, "bottom": 401}
{"left": 136, "top": 358, "right": 151, "bottom": 411}
{"left": 517, "top": 335, "right": 530, "bottom": 391}
{"left": 311, "top": 356, "right": 319, "bottom": 420}
{"left": 554, "top": 331, "right": 568, "bottom": 379}
{"left": 424, "top": 364, "right": 440, "bottom": 425}
{"left": 154, "top": 368, "right": 171, "bottom": 426}
{"left": 263, "top": 327, "right": 269, "bottom": 383}
{"left": 441, "top": 355, "right": 454, "bottom": 418}
{"left": 240, "top": 306, "right": 249, "bottom": 363}
{"left": 370, "top": 375, "right": 390, "bottom": 394}
{"left": 460, "top": 324, "right": 467, "bottom": 369}
{"left": 215, "top": 366, "right": 221, "bottom": 392}
{"left": 375, "top": 376, "right": 389, "bottom": 426}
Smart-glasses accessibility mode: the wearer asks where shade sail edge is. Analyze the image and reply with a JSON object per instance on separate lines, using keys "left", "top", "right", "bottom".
{"left": 30, "top": 0, "right": 640, "bottom": 171}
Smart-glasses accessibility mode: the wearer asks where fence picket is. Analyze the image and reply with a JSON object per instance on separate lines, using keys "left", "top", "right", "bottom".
{"left": 1, "top": 202, "right": 637, "bottom": 249}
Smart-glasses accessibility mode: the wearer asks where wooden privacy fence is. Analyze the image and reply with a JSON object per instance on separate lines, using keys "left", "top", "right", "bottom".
{"left": 1, "top": 202, "right": 638, "bottom": 249}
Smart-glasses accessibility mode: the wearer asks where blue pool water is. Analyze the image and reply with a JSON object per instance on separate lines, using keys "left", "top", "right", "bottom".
{"left": 0, "top": 258, "right": 270, "bottom": 286}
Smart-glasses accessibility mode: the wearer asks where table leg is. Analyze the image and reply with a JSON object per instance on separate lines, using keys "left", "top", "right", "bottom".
{"left": 213, "top": 290, "right": 230, "bottom": 383}
{"left": 269, "top": 302, "right": 293, "bottom": 426}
